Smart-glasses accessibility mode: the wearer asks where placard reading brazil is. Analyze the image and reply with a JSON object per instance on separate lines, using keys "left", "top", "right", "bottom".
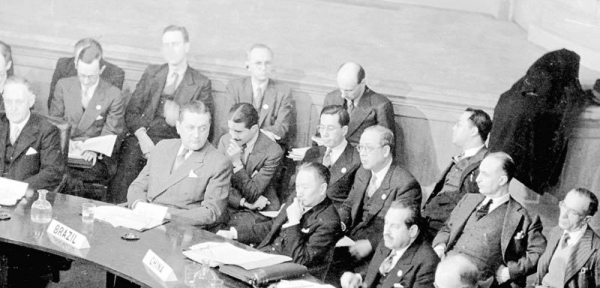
{"left": 46, "top": 219, "right": 90, "bottom": 249}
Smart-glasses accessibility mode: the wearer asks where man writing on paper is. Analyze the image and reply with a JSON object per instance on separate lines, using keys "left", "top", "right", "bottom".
{"left": 127, "top": 100, "right": 232, "bottom": 226}
{"left": 218, "top": 103, "right": 284, "bottom": 227}
{"left": 340, "top": 200, "right": 439, "bottom": 288}
{"left": 49, "top": 44, "right": 124, "bottom": 194}
{"left": 217, "top": 162, "right": 342, "bottom": 273}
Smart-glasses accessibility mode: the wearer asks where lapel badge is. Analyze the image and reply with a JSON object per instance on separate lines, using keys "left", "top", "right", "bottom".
{"left": 96, "top": 105, "right": 102, "bottom": 110}
{"left": 301, "top": 228, "right": 310, "bottom": 233}
{"left": 396, "top": 270, "right": 403, "bottom": 278}
{"left": 393, "top": 283, "right": 404, "bottom": 288}
{"left": 381, "top": 194, "right": 387, "bottom": 200}
{"left": 341, "top": 168, "right": 347, "bottom": 174}
{"left": 262, "top": 104, "right": 269, "bottom": 110}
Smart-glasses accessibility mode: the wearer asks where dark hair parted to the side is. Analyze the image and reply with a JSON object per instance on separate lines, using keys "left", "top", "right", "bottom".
{"left": 486, "top": 152, "right": 516, "bottom": 182}
{"left": 465, "top": 107, "right": 492, "bottom": 142}
{"left": 77, "top": 45, "right": 103, "bottom": 65}
{"left": 0, "top": 40, "right": 13, "bottom": 77}
{"left": 389, "top": 199, "right": 422, "bottom": 230}
{"left": 571, "top": 188, "right": 599, "bottom": 217}
{"left": 74, "top": 38, "right": 103, "bottom": 56}
{"left": 297, "top": 162, "right": 331, "bottom": 186}
{"left": 363, "top": 125, "right": 395, "bottom": 154}
{"left": 228, "top": 102, "right": 259, "bottom": 129}
{"left": 179, "top": 100, "right": 211, "bottom": 122}
{"left": 163, "top": 25, "right": 189, "bottom": 43}
{"left": 320, "top": 105, "right": 350, "bottom": 127}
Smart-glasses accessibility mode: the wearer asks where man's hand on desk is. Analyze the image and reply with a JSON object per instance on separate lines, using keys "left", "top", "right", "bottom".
{"left": 216, "top": 227, "right": 238, "bottom": 240}
{"left": 349, "top": 239, "right": 373, "bottom": 260}
{"left": 82, "top": 151, "right": 98, "bottom": 162}
{"left": 340, "top": 272, "right": 362, "bottom": 288}
{"left": 135, "top": 128, "right": 155, "bottom": 158}
{"left": 244, "top": 196, "right": 270, "bottom": 210}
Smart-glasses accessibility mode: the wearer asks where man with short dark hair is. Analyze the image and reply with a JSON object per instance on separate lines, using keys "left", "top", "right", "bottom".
{"left": 535, "top": 188, "right": 600, "bottom": 288}
{"left": 48, "top": 37, "right": 125, "bottom": 109}
{"left": 435, "top": 254, "right": 483, "bottom": 288}
{"left": 49, "top": 44, "right": 124, "bottom": 192}
{"left": 218, "top": 102, "right": 284, "bottom": 226}
{"left": 423, "top": 108, "right": 492, "bottom": 238}
{"left": 341, "top": 200, "right": 439, "bottom": 288}
{"left": 111, "top": 25, "right": 213, "bottom": 203}
{"left": 127, "top": 101, "right": 231, "bottom": 226}
{"left": 433, "top": 152, "right": 547, "bottom": 287}
{"left": 302, "top": 105, "right": 360, "bottom": 207}
{"left": 320, "top": 62, "right": 395, "bottom": 146}
{"left": 217, "top": 162, "right": 341, "bottom": 273}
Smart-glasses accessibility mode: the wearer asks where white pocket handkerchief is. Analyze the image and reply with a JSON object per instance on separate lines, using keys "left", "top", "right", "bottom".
{"left": 95, "top": 115, "right": 104, "bottom": 120}
{"left": 26, "top": 147, "right": 38, "bottom": 155}
{"left": 301, "top": 228, "right": 310, "bottom": 234}
{"left": 251, "top": 170, "right": 259, "bottom": 178}
{"left": 188, "top": 170, "right": 199, "bottom": 178}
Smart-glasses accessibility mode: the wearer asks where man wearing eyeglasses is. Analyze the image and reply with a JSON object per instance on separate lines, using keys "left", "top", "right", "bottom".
{"left": 535, "top": 188, "right": 600, "bottom": 288}
{"left": 329, "top": 125, "right": 421, "bottom": 281}
{"left": 49, "top": 44, "right": 124, "bottom": 193}
{"left": 127, "top": 101, "right": 232, "bottom": 226}
{"left": 432, "top": 152, "right": 546, "bottom": 288}
{"left": 301, "top": 105, "right": 361, "bottom": 207}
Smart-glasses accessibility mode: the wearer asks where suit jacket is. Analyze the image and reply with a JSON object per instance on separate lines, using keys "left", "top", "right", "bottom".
{"left": 0, "top": 113, "right": 65, "bottom": 190}
{"left": 423, "top": 147, "right": 488, "bottom": 238}
{"left": 225, "top": 77, "right": 295, "bottom": 144}
{"left": 432, "top": 194, "right": 547, "bottom": 285}
{"left": 49, "top": 77, "right": 124, "bottom": 141}
{"left": 323, "top": 87, "right": 395, "bottom": 146}
{"left": 126, "top": 64, "right": 213, "bottom": 134}
{"left": 48, "top": 57, "right": 125, "bottom": 108}
{"left": 237, "top": 197, "right": 342, "bottom": 268}
{"left": 536, "top": 226, "right": 600, "bottom": 288}
{"left": 339, "top": 162, "right": 421, "bottom": 248}
{"left": 127, "top": 139, "right": 232, "bottom": 226}
{"left": 301, "top": 143, "right": 361, "bottom": 204}
{"left": 362, "top": 235, "right": 439, "bottom": 288}
{"left": 218, "top": 132, "right": 284, "bottom": 211}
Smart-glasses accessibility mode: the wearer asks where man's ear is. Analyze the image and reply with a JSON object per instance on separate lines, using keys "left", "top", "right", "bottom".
{"left": 6, "top": 60, "right": 12, "bottom": 71}
{"left": 383, "top": 145, "right": 391, "bottom": 157}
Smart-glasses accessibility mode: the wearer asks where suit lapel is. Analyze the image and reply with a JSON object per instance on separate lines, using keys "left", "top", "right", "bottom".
{"left": 77, "top": 82, "right": 107, "bottom": 133}
{"left": 382, "top": 244, "right": 418, "bottom": 288}
{"left": 260, "top": 205, "right": 289, "bottom": 248}
{"left": 564, "top": 227, "right": 596, "bottom": 283}
{"left": 448, "top": 194, "right": 484, "bottom": 247}
{"left": 350, "top": 170, "right": 370, "bottom": 225}
{"left": 242, "top": 78, "right": 254, "bottom": 105}
{"left": 173, "top": 66, "right": 199, "bottom": 103}
{"left": 368, "top": 164, "right": 395, "bottom": 216}
{"left": 501, "top": 198, "right": 522, "bottom": 258}
{"left": 537, "top": 227, "right": 562, "bottom": 281}
{"left": 65, "top": 82, "right": 85, "bottom": 134}
{"left": 329, "top": 143, "right": 354, "bottom": 185}
{"left": 160, "top": 148, "right": 207, "bottom": 194}
{"left": 245, "top": 134, "right": 267, "bottom": 174}
{"left": 258, "top": 80, "right": 276, "bottom": 128}
{"left": 147, "top": 65, "right": 169, "bottom": 117}
{"left": 11, "top": 115, "right": 39, "bottom": 159}
{"left": 348, "top": 89, "right": 373, "bottom": 137}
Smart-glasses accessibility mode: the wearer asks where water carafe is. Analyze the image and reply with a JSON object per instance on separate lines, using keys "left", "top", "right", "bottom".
{"left": 31, "top": 190, "right": 52, "bottom": 223}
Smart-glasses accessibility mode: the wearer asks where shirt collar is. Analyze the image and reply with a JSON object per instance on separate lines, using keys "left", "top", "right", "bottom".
{"left": 484, "top": 193, "right": 510, "bottom": 212}
{"left": 463, "top": 145, "right": 485, "bottom": 158}
{"left": 168, "top": 64, "right": 188, "bottom": 79}
{"left": 371, "top": 158, "right": 393, "bottom": 188}
{"left": 564, "top": 224, "right": 588, "bottom": 246}
{"left": 252, "top": 79, "right": 269, "bottom": 93}
{"left": 177, "top": 144, "right": 194, "bottom": 160}
{"left": 81, "top": 80, "right": 100, "bottom": 99}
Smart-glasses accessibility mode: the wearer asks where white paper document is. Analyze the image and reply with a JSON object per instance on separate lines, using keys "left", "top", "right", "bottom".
{"left": 274, "top": 280, "right": 335, "bottom": 288}
{"left": 68, "top": 135, "right": 118, "bottom": 159}
{"left": 287, "top": 147, "right": 311, "bottom": 161}
{"left": 0, "top": 177, "right": 28, "bottom": 206}
{"left": 93, "top": 203, "right": 168, "bottom": 231}
{"left": 335, "top": 236, "right": 356, "bottom": 247}
{"left": 183, "top": 242, "right": 292, "bottom": 270}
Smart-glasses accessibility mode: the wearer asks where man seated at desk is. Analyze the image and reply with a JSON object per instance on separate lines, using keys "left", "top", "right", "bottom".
{"left": 127, "top": 100, "right": 232, "bottom": 226}
{"left": 217, "top": 162, "right": 342, "bottom": 272}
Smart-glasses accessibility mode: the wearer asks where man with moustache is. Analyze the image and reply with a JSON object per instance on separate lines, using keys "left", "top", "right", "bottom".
{"left": 218, "top": 102, "right": 284, "bottom": 226}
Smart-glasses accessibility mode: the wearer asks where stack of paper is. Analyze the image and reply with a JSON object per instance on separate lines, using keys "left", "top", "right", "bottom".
{"left": 183, "top": 242, "right": 292, "bottom": 270}
{"left": 0, "top": 177, "right": 28, "bottom": 206}
{"left": 93, "top": 202, "right": 168, "bottom": 231}
{"left": 274, "top": 280, "right": 335, "bottom": 288}
{"left": 69, "top": 135, "right": 118, "bottom": 159}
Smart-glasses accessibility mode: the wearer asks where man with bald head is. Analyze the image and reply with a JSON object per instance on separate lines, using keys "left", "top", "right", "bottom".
{"left": 435, "top": 254, "right": 484, "bottom": 288}
{"left": 320, "top": 62, "right": 395, "bottom": 146}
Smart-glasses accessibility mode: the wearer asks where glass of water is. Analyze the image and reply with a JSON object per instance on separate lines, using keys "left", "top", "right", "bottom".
{"left": 81, "top": 203, "right": 95, "bottom": 223}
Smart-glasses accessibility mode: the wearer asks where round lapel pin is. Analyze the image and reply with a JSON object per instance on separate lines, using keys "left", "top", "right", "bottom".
{"left": 396, "top": 269, "right": 403, "bottom": 278}
{"left": 263, "top": 104, "right": 269, "bottom": 110}
{"left": 381, "top": 194, "right": 387, "bottom": 200}
{"left": 341, "top": 168, "right": 347, "bottom": 174}
{"left": 96, "top": 105, "right": 102, "bottom": 110}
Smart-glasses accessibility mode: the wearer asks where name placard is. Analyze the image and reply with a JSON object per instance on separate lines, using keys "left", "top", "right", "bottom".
{"left": 46, "top": 219, "right": 90, "bottom": 249}
{"left": 142, "top": 249, "right": 177, "bottom": 282}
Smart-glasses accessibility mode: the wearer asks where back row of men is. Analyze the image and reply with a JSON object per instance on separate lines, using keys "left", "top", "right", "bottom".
{"left": 1, "top": 25, "right": 599, "bottom": 288}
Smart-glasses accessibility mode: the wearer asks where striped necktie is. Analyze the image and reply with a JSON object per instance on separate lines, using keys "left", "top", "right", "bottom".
{"left": 379, "top": 250, "right": 396, "bottom": 276}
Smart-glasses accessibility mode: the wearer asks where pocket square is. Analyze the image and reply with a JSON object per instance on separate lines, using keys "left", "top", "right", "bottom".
{"left": 301, "top": 228, "right": 310, "bottom": 233}
{"left": 251, "top": 170, "right": 259, "bottom": 178}
{"left": 514, "top": 231, "right": 525, "bottom": 239}
{"left": 95, "top": 115, "right": 104, "bottom": 120}
{"left": 26, "top": 147, "right": 38, "bottom": 155}
{"left": 188, "top": 170, "right": 199, "bottom": 178}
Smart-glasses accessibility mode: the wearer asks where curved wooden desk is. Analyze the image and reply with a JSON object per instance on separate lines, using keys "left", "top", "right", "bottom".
{"left": 0, "top": 192, "right": 263, "bottom": 288}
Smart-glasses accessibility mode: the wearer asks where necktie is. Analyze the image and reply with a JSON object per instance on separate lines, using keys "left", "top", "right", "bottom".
{"left": 561, "top": 233, "right": 571, "bottom": 249}
{"left": 10, "top": 126, "right": 20, "bottom": 145}
{"left": 453, "top": 152, "right": 465, "bottom": 164}
{"left": 322, "top": 148, "right": 332, "bottom": 168}
{"left": 346, "top": 99, "right": 355, "bottom": 114}
{"left": 81, "top": 87, "right": 90, "bottom": 109}
{"left": 254, "top": 87, "right": 263, "bottom": 110}
{"left": 475, "top": 199, "right": 493, "bottom": 220}
{"left": 379, "top": 250, "right": 396, "bottom": 276}
{"left": 172, "top": 148, "right": 189, "bottom": 172}
{"left": 163, "top": 72, "right": 179, "bottom": 95}
{"left": 240, "top": 144, "right": 247, "bottom": 166}
{"left": 367, "top": 175, "right": 378, "bottom": 197}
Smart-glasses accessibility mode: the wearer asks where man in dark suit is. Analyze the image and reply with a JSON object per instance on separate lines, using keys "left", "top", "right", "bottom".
{"left": 127, "top": 101, "right": 232, "bottom": 226}
{"left": 110, "top": 25, "right": 213, "bottom": 203}
{"left": 341, "top": 200, "right": 439, "bottom": 288}
{"left": 47, "top": 38, "right": 125, "bottom": 109}
{"left": 218, "top": 103, "right": 284, "bottom": 226}
{"left": 301, "top": 105, "right": 361, "bottom": 207}
{"left": 49, "top": 44, "right": 125, "bottom": 191}
{"left": 536, "top": 188, "right": 600, "bottom": 288}
{"left": 1, "top": 76, "right": 64, "bottom": 191}
{"left": 422, "top": 108, "right": 492, "bottom": 239}
{"left": 330, "top": 125, "right": 422, "bottom": 281}
{"left": 433, "top": 152, "right": 547, "bottom": 287}
{"left": 0, "top": 40, "right": 14, "bottom": 111}
{"left": 218, "top": 162, "right": 342, "bottom": 273}
{"left": 320, "top": 62, "right": 395, "bottom": 146}
{"left": 224, "top": 44, "right": 295, "bottom": 145}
